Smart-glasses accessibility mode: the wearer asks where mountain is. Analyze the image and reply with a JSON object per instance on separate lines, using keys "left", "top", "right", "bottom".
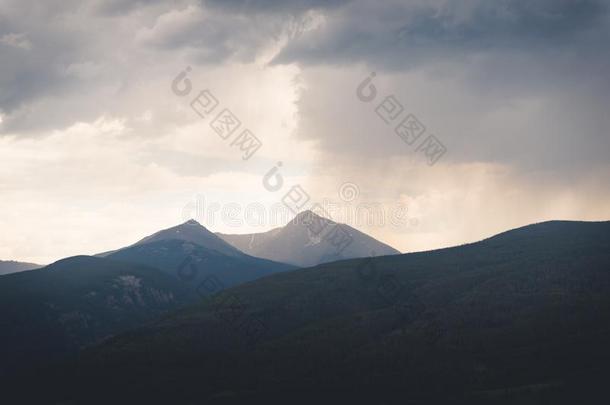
{"left": 0, "top": 259, "right": 43, "bottom": 275}
{"left": 98, "top": 219, "right": 243, "bottom": 257}
{"left": 103, "top": 220, "right": 296, "bottom": 289}
{"left": 0, "top": 221, "right": 295, "bottom": 383}
{"left": 217, "top": 210, "right": 401, "bottom": 267}
{"left": 106, "top": 238, "right": 296, "bottom": 290}
{"left": 34, "top": 220, "right": 610, "bottom": 404}
{"left": 0, "top": 255, "right": 196, "bottom": 379}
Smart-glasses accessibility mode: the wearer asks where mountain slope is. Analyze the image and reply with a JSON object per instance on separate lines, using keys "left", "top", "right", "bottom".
{"left": 44, "top": 220, "right": 610, "bottom": 404}
{"left": 0, "top": 255, "right": 196, "bottom": 378}
{"left": 0, "top": 259, "right": 43, "bottom": 275}
{"left": 106, "top": 238, "right": 296, "bottom": 290}
{"left": 217, "top": 210, "right": 401, "bottom": 267}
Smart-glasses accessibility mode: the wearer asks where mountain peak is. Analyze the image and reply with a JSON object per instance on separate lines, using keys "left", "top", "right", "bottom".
{"left": 218, "top": 209, "right": 401, "bottom": 267}
{"left": 182, "top": 218, "right": 203, "bottom": 227}
{"left": 129, "top": 220, "right": 243, "bottom": 257}
{"left": 292, "top": 209, "right": 333, "bottom": 226}
{"left": 293, "top": 209, "right": 314, "bottom": 219}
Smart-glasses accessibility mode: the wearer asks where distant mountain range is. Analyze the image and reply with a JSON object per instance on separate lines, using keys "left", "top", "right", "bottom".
{"left": 0, "top": 260, "right": 42, "bottom": 275}
{"left": 41, "top": 220, "right": 609, "bottom": 404}
{"left": 218, "top": 210, "right": 401, "bottom": 267}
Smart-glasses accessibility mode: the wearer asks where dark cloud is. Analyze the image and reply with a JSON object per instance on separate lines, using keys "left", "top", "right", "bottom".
{"left": 136, "top": 5, "right": 282, "bottom": 63}
{"left": 0, "top": 0, "right": 175, "bottom": 135}
{"left": 92, "top": 0, "right": 168, "bottom": 16}
{"left": 203, "top": 0, "right": 350, "bottom": 14}
{"left": 0, "top": 0, "right": 334, "bottom": 136}
{"left": 257, "top": 0, "right": 610, "bottom": 179}
{"left": 401, "top": 0, "right": 606, "bottom": 45}
{"left": 0, "top": 8, "right": 87, "bottom": 129}
{"left": 2, "top": 0, "right": 609, "bottom": 158}
{"left": 273, "top": 0, "right": 610, "bottom": 68}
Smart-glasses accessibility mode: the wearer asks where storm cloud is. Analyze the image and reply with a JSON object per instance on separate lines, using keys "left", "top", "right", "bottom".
{"left": 0, "top": 0, "right": 609, "bottom": 262}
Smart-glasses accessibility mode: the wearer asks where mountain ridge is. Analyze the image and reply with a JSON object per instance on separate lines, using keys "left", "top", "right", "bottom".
{"left": 0, "top": 259, "right": 43, "bottom": 276}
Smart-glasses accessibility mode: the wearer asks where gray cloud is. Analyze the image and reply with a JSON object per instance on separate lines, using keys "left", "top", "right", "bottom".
{"left": 92, "top": 0, "right": 169, "bottom": 16}
{"left": 1, "top": 0, "right": 609, "bottom": 175}
{"left": 263, "top": 0, "right": 610, "bottom": 181}
{"left": 0, "top": 0, "right": 324, "bottom": 135}
{"left": 0, "top": 0, "right": 193, "bottom": 135}
{"left": 401, "top": 0, "right": 606, "bottom": 45}
{"left": 203, "top": 0, "right": 350, "bottom": 14}
{"left": 291, "top": 59, "right": 610, "bottom": 184}
{"left": 273, "top": 0, "right": 610, "bottom": 69}
{"left": 135, "top": 4, "right": 284, "bottom": 62}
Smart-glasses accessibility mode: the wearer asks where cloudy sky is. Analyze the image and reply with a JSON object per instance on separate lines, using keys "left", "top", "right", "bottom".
{"left": 1, "top": 0, "right": 609, "bottom": 264}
